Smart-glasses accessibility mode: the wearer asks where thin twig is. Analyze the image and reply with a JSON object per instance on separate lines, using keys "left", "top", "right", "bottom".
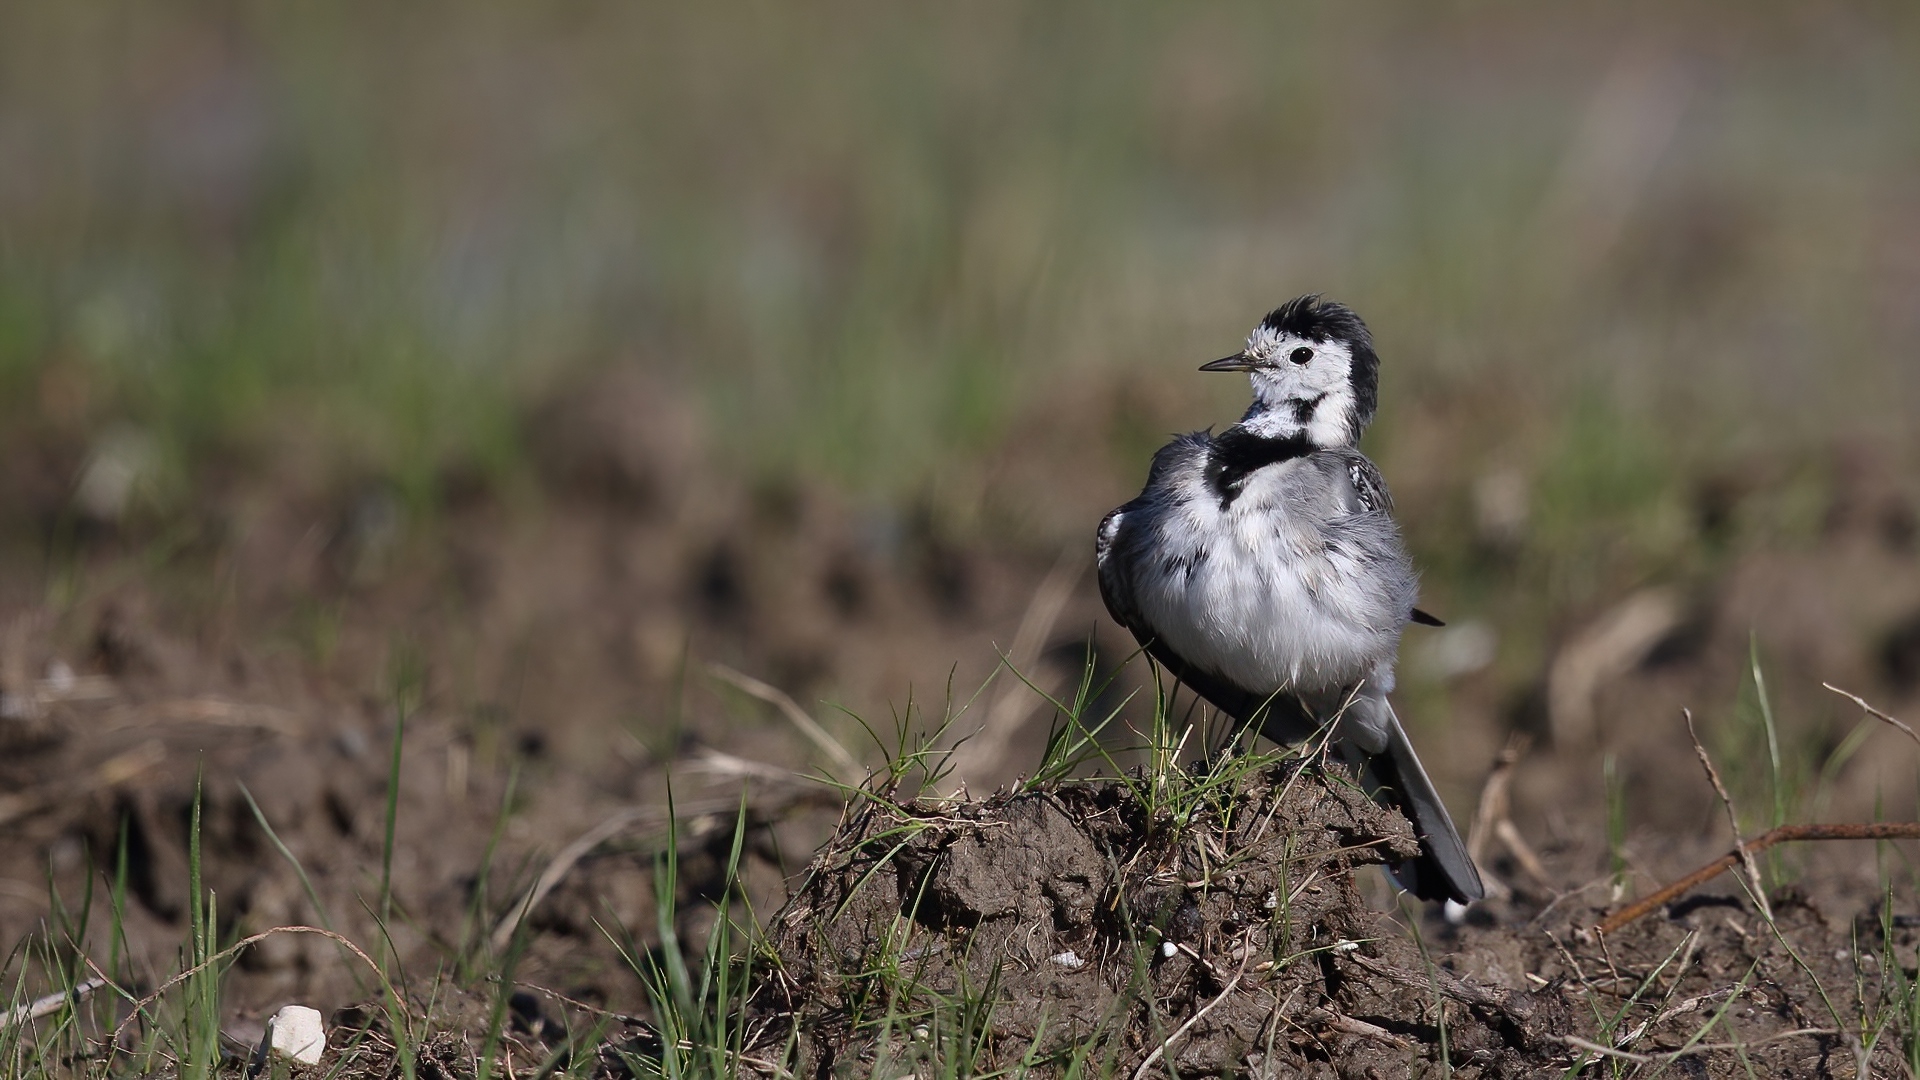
{"left": 1597, "top": 823, "right": 1920, "bottom": 934}
{"left": 1305, "top": 1008, "right": 1413, "bottom": 1050}
{"left": 1684, "top": 708, "right": 1771, "bottom": 923}
{"left": 1555, "top": 1027, "right": 1836, "bottom": 1063}
{"left": 946, "top": 550, "right": 1082, "bottom": 789}
{"left": 1465, "top": 736, "right": 1524, "bottom": 900}
{"left": 105, "top": 926, "right": 395, "bottom": 1045}
{"left": 1824, "top": 683, "right": 1920, "bottom": 753}
{"left": 1131, "top": 934, "right": 1254, "bottom": 1080}
{"left": 0, "top": 978, "right": 105, "bottom": 1030}
{"left": 1345, "top": 952, "right": 1522, "bottom": 1016}
{"left": 709, "top": 664, "right": 863, "bottom": 783}
{"left": 491, "top": 807, "right": 648, "bottom": 952}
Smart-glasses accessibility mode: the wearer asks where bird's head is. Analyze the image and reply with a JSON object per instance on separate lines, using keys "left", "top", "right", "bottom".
{"left": 1200, "top": 295, "right": 1379, "bottom": 447}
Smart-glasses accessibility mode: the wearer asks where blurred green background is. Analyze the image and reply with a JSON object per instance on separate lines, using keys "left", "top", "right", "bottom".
{"left": 6, "top": 2, "right": 1914, "bottom": 489}
{"left": 3, "top": 2, "right": 1919, "bottom": 767}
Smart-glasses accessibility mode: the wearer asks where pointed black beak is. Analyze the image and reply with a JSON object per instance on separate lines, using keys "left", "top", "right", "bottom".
{"left": 1199, "top": 352, "right": 1255, "bottom": 373}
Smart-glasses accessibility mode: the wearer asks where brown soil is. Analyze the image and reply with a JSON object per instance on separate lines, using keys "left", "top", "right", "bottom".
{"left": 756, "top": 763, "right": 1919, "bottom": 1078}
{"left": 765, "top": 763, "right": 1472, "bottom": 1075}
{"left": 3, "top": 368, "right": 1920, "bottom": 1076}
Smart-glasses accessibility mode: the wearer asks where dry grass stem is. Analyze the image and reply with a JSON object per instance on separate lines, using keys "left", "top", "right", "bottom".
{"left": 492, "top": 807, "right": 649, "bottom": 953}
{"left": 103, "top": 926, "right": 395, "bottom": 1046}
{"left": 1345, "top": 952, "right": 1517, "bottom": 1014}
{"left": 1465, "top": 733, "right": 1551, "bottom": 898}
{"left": 0, "top": 741, "right": 166, "bottom": 827}
{"left": 1683, "top": 708, "right": 1771, "bottom": 923}
{"left": 1465, "top": 735, "right": 1523, "bottom": 900}
{"left": 1307, "top": 1008, "right": 1414, "bottom": 1050}
{"left": 0, "top": 978, "right": 105, "bottom": 1030}
{"left": 102, "top": 697, "right": 304, "bottom": 736}
{"left": 708, "top": 663, "right": 863, "bottom": 783}
{"left": 1493, "top": 820, "right": 1551, "bottom": 887}
{"left": 1824, "top": 683, "right": 1920, "bottom": 753}
{"left": 1555, "top": 1027, "right": 1836, "bottom": 1064}
{"left": 1547, "top": 589, "right": 1681, "bottom": 745}
{"left": 946, "top": 549, "right": 1082, "bottom": 789}
{"left": 491, "top": 785, "right": 831, "bottom": 952}
{"left": 688, "top": 747, "right": 810, "bottom": 785}
{"left": 1129, "top": 933, "right": 1254, "bottom": 1080}
{"left": 1597, "top": 822, "right": 1920, "bottom": 934}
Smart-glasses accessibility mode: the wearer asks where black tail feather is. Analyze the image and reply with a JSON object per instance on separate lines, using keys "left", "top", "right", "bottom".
{"left": 1363, "top": 716, "right": 1484, "bottom": 904}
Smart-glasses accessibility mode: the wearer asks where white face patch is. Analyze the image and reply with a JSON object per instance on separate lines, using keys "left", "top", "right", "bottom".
{"left": 1238, "top": 327, "right": 1359, "bottom": 446}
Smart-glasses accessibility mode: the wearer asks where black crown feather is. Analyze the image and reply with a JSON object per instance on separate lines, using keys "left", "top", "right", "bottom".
{"left": 1259, "top": 294, "right": 1379, "bottom": 438}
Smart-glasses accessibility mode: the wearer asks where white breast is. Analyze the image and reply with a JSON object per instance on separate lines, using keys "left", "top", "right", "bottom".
{"left": 1130, "top": 461, "right": 1400, "bottom": 696}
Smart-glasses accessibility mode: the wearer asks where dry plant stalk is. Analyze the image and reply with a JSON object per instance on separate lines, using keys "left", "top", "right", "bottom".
{"left": 1824, "top": 683, "right": 1920, "bottom": 751}
{"left": 708, "top": 663, "right": 863, "bottom": 783}
{"left": 1682, "top": 708, "right": 1771, "bottom": 923}
{"left": 1465, "top": 733, "right": 1550, "bottom": 899}
{"left": 490, "top": 784, "right": 829, "bottom": 952}
{"left": 0, "top": 978, "right": 106, "bottom": 1030}
{"left": 1596, "top": 822, "right": 1920, "bottom": 935}
{"left": 102, "top": 925, "right": 397, "bottom": 1046}
{"left": 1600, "top": 687, "right": 1920, "bottom": 934}
{"left": 945, "top": 549, "right": 1082, "bottom": 791}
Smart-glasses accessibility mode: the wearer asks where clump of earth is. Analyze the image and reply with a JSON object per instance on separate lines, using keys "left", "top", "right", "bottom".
{"left": 747, "top": 759, "right": 1919, "bottom": 1078}
{"left": 764, "top": 761, "right": 1562, "bottom": 1077}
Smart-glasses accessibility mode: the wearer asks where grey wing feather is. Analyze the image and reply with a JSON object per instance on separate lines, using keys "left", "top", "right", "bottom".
{"left": 1326, "top": 451, "right": 1434, "bottom": 627}
{"left": 1341, "top": 454, "right": 1394, "bottom": 515}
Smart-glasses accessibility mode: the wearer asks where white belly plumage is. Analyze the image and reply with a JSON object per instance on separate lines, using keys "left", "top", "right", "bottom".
{"left": 1129, "top": 468, "right": 1398, "bottom": 696}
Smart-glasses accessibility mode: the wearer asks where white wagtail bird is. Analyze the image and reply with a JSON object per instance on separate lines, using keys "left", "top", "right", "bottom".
{"left": 1095, "top": 295, "right": 1485, "bottom": 904}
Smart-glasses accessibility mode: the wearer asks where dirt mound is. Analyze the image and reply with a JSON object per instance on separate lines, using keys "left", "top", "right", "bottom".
{"left": 162, "top": 753, "right": 1920, "bottom": 1080}
{"left": 761, "top": 762, "right": 1575, "bottom": 1078}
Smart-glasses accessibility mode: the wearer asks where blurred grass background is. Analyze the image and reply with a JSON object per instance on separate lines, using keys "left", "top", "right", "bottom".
{"left": 4, "top": 2, "right": 1912, "bottom": 485}
{"left": 2, "top": 1, "right": 1918, "bottom": 724}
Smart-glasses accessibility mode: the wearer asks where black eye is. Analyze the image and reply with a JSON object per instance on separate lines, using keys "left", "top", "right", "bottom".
{"left": 1289, "top": 346, "right": 1313, "bottom": 365}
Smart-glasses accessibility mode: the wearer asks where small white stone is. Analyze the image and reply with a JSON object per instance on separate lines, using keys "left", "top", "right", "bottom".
{"left": 268, "top": 1005, "right": 326, "bottom": 1065}
{"left": 1161, "top": 941, "right": 1177, "bottom": 958}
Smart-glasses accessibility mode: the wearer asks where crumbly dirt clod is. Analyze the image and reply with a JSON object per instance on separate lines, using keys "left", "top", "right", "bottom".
{"left": 760, "top": 763, "right": 1575, "bottom": 1078}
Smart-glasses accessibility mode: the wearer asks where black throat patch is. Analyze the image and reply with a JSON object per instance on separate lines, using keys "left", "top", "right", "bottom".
{"left": 1289, "top": 393, "right": 1326, "bottom": 425}
{"left": 1205, "top": 428, "right": 1314, "bottom": 507}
